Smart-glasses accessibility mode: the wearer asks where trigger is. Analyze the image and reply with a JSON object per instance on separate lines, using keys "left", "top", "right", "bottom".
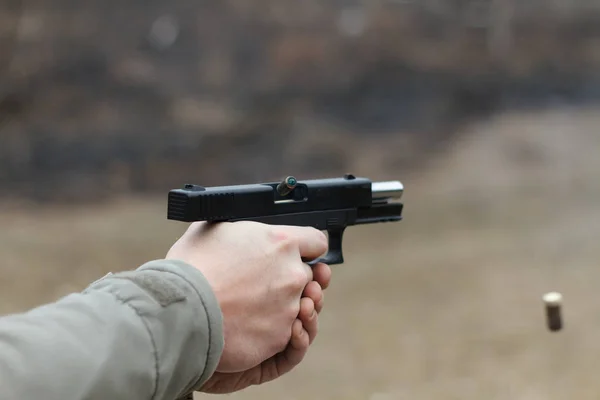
{"left": 305, "top": 258, "right": 321, "bottom": 266}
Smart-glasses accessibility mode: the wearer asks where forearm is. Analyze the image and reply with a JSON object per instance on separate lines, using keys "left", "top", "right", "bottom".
{"left": 0, "top": 260, "right": 224, "bottom": 400}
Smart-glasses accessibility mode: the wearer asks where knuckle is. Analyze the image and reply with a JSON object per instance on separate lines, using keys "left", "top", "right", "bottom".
{"left": 291, "top": 266, "right": 309, "bottom": 288}
{"left": 268, "top": 227, "right": 289, "bottom": 242}
{"left": 270, "top": 229, "right": 296, "bottom": 251}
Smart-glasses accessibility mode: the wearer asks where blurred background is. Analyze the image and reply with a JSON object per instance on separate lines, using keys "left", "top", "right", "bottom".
{"left": 2, "top": 0, "right": 600, "bottom": 399}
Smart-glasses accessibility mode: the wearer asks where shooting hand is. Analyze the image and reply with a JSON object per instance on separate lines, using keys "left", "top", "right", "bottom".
{"left": 165, "top": 221, "right": 328, "bottom": 375}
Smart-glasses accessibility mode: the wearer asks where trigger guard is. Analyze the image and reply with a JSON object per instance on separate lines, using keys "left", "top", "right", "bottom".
{"left": 305, "top": 258, "right": 322, "bottom": 266}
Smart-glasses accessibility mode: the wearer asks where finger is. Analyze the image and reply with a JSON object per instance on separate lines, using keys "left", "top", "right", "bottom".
{"left": 298, "top": 297, "right": 318, "bottom": 343}
{"left": 290, "top": 317, "right": 310, "bottom": 350}
{"left": 271, "top": 319, "right": 309, "bottom": 377}
{"left": 311, "top": 262, "right": 332, "bottom": 290}
{"left": 244, "top": 319, "right": 308, "bottom": 386}
{"left": 302, "top": 281, "right": 324, "bottom": 314}
{"left": 279, "top": 226, "right": 328, "bottom": 260}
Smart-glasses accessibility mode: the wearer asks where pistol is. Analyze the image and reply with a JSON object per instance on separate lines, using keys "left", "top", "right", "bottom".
{"left": 167, "top": 174, "right": 404, "bottom": 265}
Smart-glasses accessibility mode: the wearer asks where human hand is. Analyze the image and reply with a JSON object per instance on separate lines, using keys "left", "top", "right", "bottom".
{"left": 166, "top": 221, "right": 328, "bottom": 373}
{"left": 198, "top": 262, "right": 332, "bottom": 394}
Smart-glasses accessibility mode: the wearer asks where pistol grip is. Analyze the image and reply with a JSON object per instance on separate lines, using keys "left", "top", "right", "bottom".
{"left": 305, "top": 227, "right": 345, "bottom": 266}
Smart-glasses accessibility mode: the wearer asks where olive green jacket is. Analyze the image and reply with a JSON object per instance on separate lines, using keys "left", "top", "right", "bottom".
{"left": 0, "top": 260, "right": 224, "bottom": 400}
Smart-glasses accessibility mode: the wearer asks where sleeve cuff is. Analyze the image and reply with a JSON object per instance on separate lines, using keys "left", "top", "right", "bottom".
{"left": 136, "top": 259, "right": 224, "bottom": 390}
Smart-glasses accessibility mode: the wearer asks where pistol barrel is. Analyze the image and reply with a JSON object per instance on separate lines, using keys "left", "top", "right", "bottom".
{"left": 372, "top": 181, "right": 404, "bottom": 200}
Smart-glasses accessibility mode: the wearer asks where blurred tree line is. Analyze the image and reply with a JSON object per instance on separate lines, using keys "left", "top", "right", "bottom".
{"left": 1, "top": 0, "right": 600, "bottom": 202}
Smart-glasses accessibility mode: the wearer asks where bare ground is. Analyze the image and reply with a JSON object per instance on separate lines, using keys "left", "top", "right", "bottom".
{"left": 2, "top": 106, "right": 600, "bottom": 399}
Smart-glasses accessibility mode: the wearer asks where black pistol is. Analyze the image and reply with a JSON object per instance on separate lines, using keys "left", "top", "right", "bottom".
{"left": 167, "top": 174, "right": 404, "bottom": 265}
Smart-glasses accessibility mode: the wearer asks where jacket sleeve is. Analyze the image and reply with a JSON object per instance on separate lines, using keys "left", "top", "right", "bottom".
{"left": 0, "top": 259, "right": 224, "bottom": 400}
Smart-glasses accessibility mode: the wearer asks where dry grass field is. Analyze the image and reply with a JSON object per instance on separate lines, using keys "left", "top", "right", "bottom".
{"left": 2, "top": 106, "right": 600, "bottom": 399}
